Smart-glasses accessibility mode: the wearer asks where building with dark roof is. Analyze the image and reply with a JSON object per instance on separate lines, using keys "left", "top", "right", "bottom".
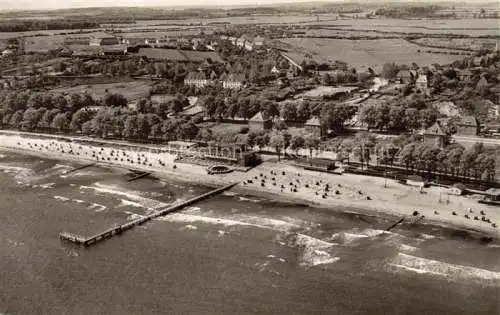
{"left": 423, "top": 121, "right": 448, "bottom": 147}
{"left": 456, "top": 115, "right": 480, "bottom": 136}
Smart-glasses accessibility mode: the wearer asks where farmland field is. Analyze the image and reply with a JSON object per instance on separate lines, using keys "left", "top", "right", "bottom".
{"left": 303, "top": 18, "right": 499, "bottom": 36}
{"left": 281, "top": 38, "right": 467, "bottom": 72}
{"left": 413, "top": 37, "right": 498, "bottom": 51}
{"left": 23, "top": 35, "right": 66, "bottom": 53}
{"left": 49, "top": 80, "right": 153, "bottom": 102}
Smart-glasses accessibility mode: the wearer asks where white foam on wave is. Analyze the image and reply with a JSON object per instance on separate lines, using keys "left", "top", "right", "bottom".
{"left": 419, "top": 233, "right": 436, "bottom": 240}
{"left": 388, "top": 253, "right": 500, "bottom": 285}
{"left": 294, "top": 234, "right": 339, "bottom": 267}
{"left": 39, "top": 182, "right": 55, "bottom": 189}
{"left": 157, "top": 212, "right": 338, "bottom": 267}
{"left": 80, "top": 183, "right": 168, "bottom": 210}
{"left": 119, "top": 199, "right": 144, "bottom": 208}
{"left": 238, "top": 196, "right": 260, "bottom": 202}
{"left": 330, "top": 232, "right": 369, "bottom": 245}
{"left": 87, "top": 203, "right": 107, "bottom": 212}
{"left": 183, "top": 224, "right": 197, "bottom": 230}
{"left": 399, "top": 244, "right": 418, "bottom": 253}
{"left": 53, "top": 195, "right": 70, "bottom": 202}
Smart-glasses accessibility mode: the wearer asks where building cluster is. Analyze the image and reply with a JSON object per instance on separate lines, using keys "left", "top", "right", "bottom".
{"left": 184, "top": 71, "right": 245, "bottom": 90}
{"left": 220, "top": 34, "right": 266, "bottom": 52}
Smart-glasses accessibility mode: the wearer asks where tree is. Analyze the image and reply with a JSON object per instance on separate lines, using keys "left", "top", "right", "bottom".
{"left": 70, "top": 108, "right": 93, "bottom": 132}
{"left": 21, "top": 107, "right": 42, "bottom": 131}
{"left": 297, "top": 101, "right": 311, "bottom": 121}
{"left": 381, "top": 62, "right": 399, "bottom": 79}
{"left": 123, "top": 115, "right": 138, "bottom": 139}
{"left": 269, "top": 132, "right": 285, "bottom": 161}
{"left": 51, "top": 112, "right": 70, "bottom": 132}
{"left": 399, "top": 143, "right": 416, "bottom": 171}
{"left": 104, "top": 93, "right": 128, "bottom": 107}
{"left": 305, "top": 134, "right": 320, "bottom": 158}
{"left": 9, "top": 110, "right": 24, "bottom": 128}
{"left": 290, "top": 135, "right": 305, "bottom": 155}
{"left": 246, "top": 132, "right": 258, "bottom": 148}
{"left": 280, "top": 102, "right": 297, "bottom": 122}
{"left": 178, "top": 121, "right": 199, "bottom": 140}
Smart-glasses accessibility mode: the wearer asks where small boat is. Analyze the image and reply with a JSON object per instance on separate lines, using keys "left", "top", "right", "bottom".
{"left": 207, "top": 165, "right": 233, "bottom": 175}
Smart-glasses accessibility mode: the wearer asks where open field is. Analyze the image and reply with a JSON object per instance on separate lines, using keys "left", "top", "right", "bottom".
{"left": 49, "top": 80, "right": 152, "bottom": 102}
{"left": 23, "top": 34, "right": 66, "bottom": 53}
{"left": 281, "top": 37, "right": 466, "bottom": 72}
{"left": 304, "top": 18, "right": 499, "bottom": 36}
{"left": 413, "top": 37, "right": 498, "bottom": 51}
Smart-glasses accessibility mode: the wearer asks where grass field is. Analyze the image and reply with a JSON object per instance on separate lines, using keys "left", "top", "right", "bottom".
{"left": 281, "top": 37, "right": 466, "bottom": 72}
{"left": 413, "top": 37, "right": 498, "bottom": 51}
{"left": 49, "top": 80, "right": 153, "bottom": 102}
{"left": 304, "top": 18, "right": 499, "bottom": 36}
{"left": 23, "top": 35, "right": 66, "bottom": 53}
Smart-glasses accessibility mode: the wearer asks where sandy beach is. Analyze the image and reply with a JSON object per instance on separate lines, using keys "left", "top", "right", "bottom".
{"left": 0, "top": 130, "right": 498, "bottom": 237}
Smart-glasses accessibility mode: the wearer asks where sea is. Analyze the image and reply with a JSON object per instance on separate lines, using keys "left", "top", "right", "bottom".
{"left": 0, "top": 151, "right": 498, "bottom": 315}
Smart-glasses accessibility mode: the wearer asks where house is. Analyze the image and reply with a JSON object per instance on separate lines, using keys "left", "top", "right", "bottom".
{"left": 89, "top": 33, "right": 120, "bottom": 46}
{"left": 222, "top": 74, "right": 244, "bottom": 89}
{"left": 416, "top": 74, "right": 429, "bottom": 94}
{"left": 456, "top": 115, "right": 480, "bottom": 136}
{"left": 150, "top": 94, "right": 176, "bottom": 107}
{"left": 423, "top": 121, "right": 448, "bottom": 147}
{"left": 228, "top": 36, "right": 237, "bottom": 45}
{"left": 432, "top": 101, "right": 460, "bottom": 117}
{"left": 485, "top": 100, "right": 499, "bottom": 119}
{"left": 476, "top": 76, "right": 489, "bottom": 91}
{"left": 304, "top": 117, "right": 321, "bottom": 132}
{"left": 271, "top": 66, "right": 281, "bottom": 75}
{"left": 406, "top": 175, "right": 428, "bottom": 188}
{"left": 184, "top": 72, "right": 209, "bottom": 88}
{"left": 248, "top": 112, "right": 272, "bottom": 130}
{"left": 396, "top": 70, "right": 413, "bottom": 83}
{"left": 1, "top": 49, "right": 13, "bottom": 57}
{"left": 458, "top": 69, "right": 473, "bottom": 82}
{"left": 236, "top": 36, "right": 246, "bottom": 48}
{"left": 485, "top": 188, "right": 500, "bottom": 201}
{"left": 447, "top": 184, "right": 465, "bottom": 196}
{"left": 253, "top": 36, "right": 265, "bottom": 49}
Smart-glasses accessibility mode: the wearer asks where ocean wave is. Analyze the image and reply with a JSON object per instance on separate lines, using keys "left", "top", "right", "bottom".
{"left": 53, "top": 195, "right": 70, "bottom": 202}
{"left": 330, "top": 232, "right": 369, "bottom": 245}
{"left": 119, "top": 199, "right": 144, "bottom": 208}
{"left": 39, "top": 182, "right": 55, "bottom": 189}
{"left": 292, "top": 234, "right": 339, "bottom": 267}
{"left": 80, "top": 183, "right": 168, "bottom": 210}
{"left": 388, "top": 253, "right": 500, "bottom": 285}
{"left": 87, "top": 203, "right": 107, "bottom": 212}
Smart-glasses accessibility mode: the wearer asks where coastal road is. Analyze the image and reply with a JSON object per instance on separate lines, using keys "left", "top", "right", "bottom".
{"left": 453, "top": 135, "right": 500, "bottom": 147}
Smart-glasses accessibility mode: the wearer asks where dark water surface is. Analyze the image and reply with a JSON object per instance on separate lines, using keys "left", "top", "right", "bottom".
{"left": 0, "top": 151, "right": 498, "bottom": 315}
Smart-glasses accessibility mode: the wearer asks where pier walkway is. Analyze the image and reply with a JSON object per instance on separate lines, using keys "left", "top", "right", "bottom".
{"left": 63, "top": 163, "right": 96, "bottom": 175}
{"left": 127, "top": 172, "right": 152, "bottom": 182}
{"left": 59, "top": 182, "right": 239, "bottom": 247}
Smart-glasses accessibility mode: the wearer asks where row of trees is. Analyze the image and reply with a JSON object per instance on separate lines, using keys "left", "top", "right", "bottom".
{"left": 398, "top": 142, "right": 496, "bottom": 182}
{"left": 338, "top": 133, "right": 497, "bottom": 182}
{"left": 359, "top": 103, "right": 439, "bottom": 132}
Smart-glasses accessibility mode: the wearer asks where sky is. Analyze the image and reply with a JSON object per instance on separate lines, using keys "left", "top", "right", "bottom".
{"left": 0, "top": 0, "right": 492, "bottom": 11}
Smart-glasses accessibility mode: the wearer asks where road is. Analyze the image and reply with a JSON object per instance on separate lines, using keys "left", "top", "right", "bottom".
{"left": 453, "top": 135, "right": 500, "bottom": 146}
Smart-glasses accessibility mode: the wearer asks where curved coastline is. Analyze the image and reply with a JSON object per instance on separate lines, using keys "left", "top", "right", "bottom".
{"left": 0, "top": 130, "right": 498, "bottom": 239}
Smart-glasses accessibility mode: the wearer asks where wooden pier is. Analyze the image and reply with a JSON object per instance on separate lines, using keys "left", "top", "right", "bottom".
{"left": 59, "top": 182, "right": 239, "bottom": 247}
{"left": 63, "top": 163, "right": 96, "bottom": 175}
{"left": 127, "top": 172, "right": 152, "bottom": 182}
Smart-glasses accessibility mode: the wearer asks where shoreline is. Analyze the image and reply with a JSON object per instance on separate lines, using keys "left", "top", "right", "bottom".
{"left": 0, "top": 131, "right": 498, "bottom": 239}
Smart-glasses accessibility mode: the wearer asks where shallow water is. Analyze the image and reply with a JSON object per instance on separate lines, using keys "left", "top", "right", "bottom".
{"left": 0, "top": 151, "right": 498, "bottom": 315}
